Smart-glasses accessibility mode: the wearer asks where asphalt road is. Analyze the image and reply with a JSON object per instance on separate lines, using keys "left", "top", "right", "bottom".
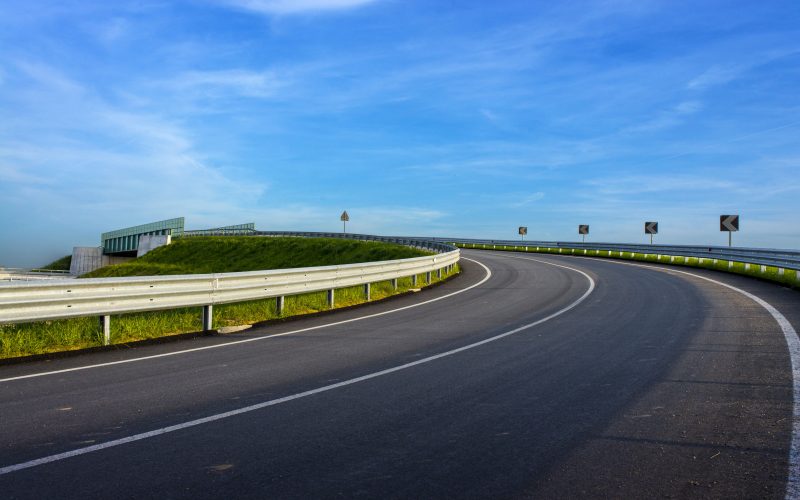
{"left": 1, "top": 250, "right": 799, "bottom": 499}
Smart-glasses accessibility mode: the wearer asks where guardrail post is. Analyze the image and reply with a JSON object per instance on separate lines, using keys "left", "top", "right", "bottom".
{"left": 276, "top": 296, "right": 284, "bottom": 315}
{"left": 202, "top": 305, "right": 213, "bottom": 331}
{"left": 779, "top": 268, "right": 785, "bottom": 276}
{"left": 426, "top": 271, "right": 431, "bottom": 284}
{"left": 99, "top": 315, "right": 111, "bottom": 346}
{"left": 327, "top": 289, "right": 335, "bottom": 308}
{"left": 437, "top": 268, "right": 442, "bottom": 279}
{"left": 364, "top": 283, "right": 371, "bottom": 301}
{"left": 412, "top": 274, "right": 418, "bottom": 287}
{"left": 391, "top": 278, "right": 398, "bottom": 290}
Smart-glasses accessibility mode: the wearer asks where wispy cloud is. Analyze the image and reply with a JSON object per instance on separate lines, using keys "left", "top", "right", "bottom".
{"left": 163, "top": 69, "right": 286, "bottom": 98}
{"left": 622, "top": 100, "right": 703, "bottom": 134}
{"left": 219, "top": 0, "right": 380, "bottom": 15}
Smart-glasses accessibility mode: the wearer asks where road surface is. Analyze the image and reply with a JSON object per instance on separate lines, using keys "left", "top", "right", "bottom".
{"left": 1, "top": 250, "right": 799, "bottom": 498}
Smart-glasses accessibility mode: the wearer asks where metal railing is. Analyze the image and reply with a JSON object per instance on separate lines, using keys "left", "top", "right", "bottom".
{"left": 253, "top": 231, "right": 456, "bottom": 254}
{"left": 0, "top": 268, "right": 74, "bottom": 282}
{"left": 0, "top": 235, "right": 459, "bottom": 345}
{"left": 428, "top": 238, "right": 800, "bottom": 271}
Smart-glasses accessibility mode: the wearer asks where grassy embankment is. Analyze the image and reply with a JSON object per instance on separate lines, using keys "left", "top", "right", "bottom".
{"left": 1, "top": 237, "right": 459, "bottom": 359}
{"left": 36, "top": 254, "right": 72, "bottom": 271}
{"left": 456, "top": 242, "right": 799, "bottom": 289}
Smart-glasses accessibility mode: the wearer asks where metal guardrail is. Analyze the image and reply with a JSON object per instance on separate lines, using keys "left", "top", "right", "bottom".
{"left": 0, "top": 235, "right": 459, "bottom": 345}
{"left": 252, "top": 231, "right": 456, "bottom": 254}
{"left": 0, "top": 268, "right": 74, "bottom": 282}
{"left": 427, "top": 238, "right": 800, "bottom": 271}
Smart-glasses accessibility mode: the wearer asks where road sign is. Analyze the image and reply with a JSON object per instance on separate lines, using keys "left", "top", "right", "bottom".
{"left": 720, "top": 215, "right": 739, "bottom": 232}
{"left": 720, "top": 214, "right": 739, "bottom": 247}
{"left": 518, "top": 226, "right": 527, "bottom": 236}
{"left": 340, "top": 211, "right": 349, "bottom": 233}
{"left": 578, "top": 224, "right": 589, "bottom": 242}
{"left": 645, "top": 221, "right": 658, "bottom": 245}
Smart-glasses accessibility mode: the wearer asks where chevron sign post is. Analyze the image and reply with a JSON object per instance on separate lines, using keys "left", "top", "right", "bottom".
{"left": 645, "top": 221, "right": 658, "bottom": 245}
{"left": 578, "top": 224, "right": 589, "bottom": 242}
{"left": 720, "top": 214, "right": 739, "bottom": 247}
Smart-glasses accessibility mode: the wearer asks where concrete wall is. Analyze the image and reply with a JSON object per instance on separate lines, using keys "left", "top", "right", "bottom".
{"left": 137, "top": 234, "right": 171, "bottom": 257}
{"left": 69, "top": 247, "right": 133, "bottom": 276}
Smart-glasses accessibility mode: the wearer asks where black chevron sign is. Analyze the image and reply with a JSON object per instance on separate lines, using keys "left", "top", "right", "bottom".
{"left": 578, "top": 224, "right": 589, "bottom": 235}
{"left": 645, "top": 221, "right": 658, "bottom": 234}
{"left": 720, "top": 215, "right": 739, "bottom": 232}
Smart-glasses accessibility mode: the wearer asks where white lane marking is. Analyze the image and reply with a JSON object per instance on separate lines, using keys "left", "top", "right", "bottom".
{"left": 0, "top": 257, "right": 595, "bottom": 475}
{"left": 511, "top": 252, "right": 800, "bottom": 500}
{"left": 0, "top": 259, "right": 492, "bottom": 384}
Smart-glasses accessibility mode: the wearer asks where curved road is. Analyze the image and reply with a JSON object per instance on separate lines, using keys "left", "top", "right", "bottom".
{"left": 1, "top": 250, "right": 799, "bottom": 498}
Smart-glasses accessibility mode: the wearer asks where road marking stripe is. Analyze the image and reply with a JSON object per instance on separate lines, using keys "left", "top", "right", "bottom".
{"left": 507, "top": 252, "right": 800, "bottom": 500}
{"left": 0, "top": 258, "right": 492, "bottom": 384}
{"left": 0, "top": 257, "right": 594, "bottom": 475}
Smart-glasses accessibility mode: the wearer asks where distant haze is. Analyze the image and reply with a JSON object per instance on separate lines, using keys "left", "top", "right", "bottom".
{"left": 1, "top": 1, "right": 799, "bottom": 267}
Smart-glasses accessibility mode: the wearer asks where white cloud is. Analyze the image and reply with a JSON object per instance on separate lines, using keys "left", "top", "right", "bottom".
{"left": 221, "top": 0, "right": 379, "bottom": 15}
{"left": 510, "top": 192, "right": 545, "bottom": 207}
{"left": 622, "top": 100, "right": 703, "bottom": 134}
{"left": 166, "top": 69, "right": 285, "bottom": 98}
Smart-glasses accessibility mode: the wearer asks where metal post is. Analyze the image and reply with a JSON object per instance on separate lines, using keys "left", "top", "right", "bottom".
{"left": 202, "top": 305, "right": 213, "bottom": 331}
{"left": 582, "top": 235, "right": 585, "bottom": 243}
{"left": 327, "top": 289, "right": 335, "bottom": 308}
{"left": 425, "top": 271, "right": 431, "bottom": 284}
{"left": 276, "top": 295, "right": 284, "bottom": 315}
{"left": 364, "top": 283, "right": 371, "bottom": 301}
{"left": 99, "top": 315, "right": 111, "bottom": 346}
{"left": 391, "top": 278, "right": 398, "bottom": 290}
{"left": 437, "top": 268, "right": 442, "bottom": 279}
{"left": 412, "top": 275, "right": 418, "bottom": 287}
{"left": 729, "top": 232, "right": 732, "bottom": 247}
{"left": 650, "top": 234, "right": 653, "bottom": 245}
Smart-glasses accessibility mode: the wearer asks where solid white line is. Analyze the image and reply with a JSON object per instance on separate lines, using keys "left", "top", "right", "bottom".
{"left": 513, "top": 252, "right": 800, "bottom": 500}
{"left": 0, "top": 258, "right": 492, "bottom": 384}
{"left": 0, "top": 256, "right": 595, "bottom": 475}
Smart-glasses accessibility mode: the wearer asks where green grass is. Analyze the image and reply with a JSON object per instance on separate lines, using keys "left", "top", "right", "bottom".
{"left": 0, "top": 237, "right": 459, "bottom": 359}
{"left": 83, "top": 236, "right": 430, "bottom": 277}
{"left": 38, "top": 254, "right": 72, "bottom": 271}
{"left": 455, "top": 242, "right": 800, "bottom": 290}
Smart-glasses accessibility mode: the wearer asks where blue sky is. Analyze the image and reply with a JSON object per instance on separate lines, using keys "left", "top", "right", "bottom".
{"left": 1, "top": 0, "right": 799, "bottom": 266}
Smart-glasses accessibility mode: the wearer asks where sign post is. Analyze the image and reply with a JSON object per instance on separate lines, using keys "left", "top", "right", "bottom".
{"left": 720, "top": 215, "right": 739, "bottom": 247}
{"left": 518, "top": 226, "right": 528, "bottom": 241}
{"left": 578, "top": 224, "right": 589, "bottom": 243}
{"left": 340, "top": 210, "right": 350, "bottom": 233}
{"left": 645, "top": 221, "right": 658, "bottom": 245}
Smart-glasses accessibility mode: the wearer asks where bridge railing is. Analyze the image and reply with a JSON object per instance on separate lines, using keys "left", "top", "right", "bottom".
{"left": 427, "top": 238, "right": 800, "bottom": 271}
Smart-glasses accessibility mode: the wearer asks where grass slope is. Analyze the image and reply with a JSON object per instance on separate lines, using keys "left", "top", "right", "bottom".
{"left": 39, "top": 254, "right": 72, "bottom": 271}
{"left": 83, "top": 236, "right": 430, "bottom": 277}
{"left": 1, "top": 237, "right": 456, "bottom": 359}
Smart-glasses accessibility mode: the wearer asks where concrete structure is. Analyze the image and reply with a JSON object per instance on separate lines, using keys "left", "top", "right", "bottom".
{"left": 137, "top": 234, "right": 171, "bottom": 257}
{"left": 69, "top": 247, "right": 133, "bottom": 276}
